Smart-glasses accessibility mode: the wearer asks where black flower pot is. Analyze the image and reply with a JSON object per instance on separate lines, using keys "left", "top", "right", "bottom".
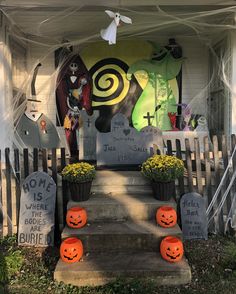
{"left": 151, "top": 181, "right": 176, "bottom": 201}
{"left": 69, "top": 181, "right": 92, "bottom": 202}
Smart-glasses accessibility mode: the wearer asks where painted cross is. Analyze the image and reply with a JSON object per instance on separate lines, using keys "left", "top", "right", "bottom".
{"left": 143, "top": 112, "right": 154, "bottom": 126}
{"left": 86, "top": 119, "right": 91, "bottom": 128}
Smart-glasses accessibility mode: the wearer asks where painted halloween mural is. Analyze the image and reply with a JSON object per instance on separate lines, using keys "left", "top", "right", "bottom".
{"left": 55, "top": 40, "right": 183, "bottom": 156}
{"left": 16, "top": 64, "right": 60, "bottom": 149}
{"left": 79, "top": 40, "right": 183, "bottom": 132}
{"left": 56, "top": 54, "right": 93, "bottom": 158}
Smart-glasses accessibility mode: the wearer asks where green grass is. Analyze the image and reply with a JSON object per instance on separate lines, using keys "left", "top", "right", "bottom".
{"left": 1, "top": 234, "right": 236, "bottom": 293}
{"left": 0, "top": 235, "right": 24, "bottom": 284}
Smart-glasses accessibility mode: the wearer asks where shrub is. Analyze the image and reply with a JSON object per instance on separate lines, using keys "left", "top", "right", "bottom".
{"left": 141, "top": 154, "right": 184, "bottom": 182}
{"left": 0, "top": 249, "right": 23, "bottom": 283}
{"left": 61, "top": 162, "right": 96, "bottom": 183}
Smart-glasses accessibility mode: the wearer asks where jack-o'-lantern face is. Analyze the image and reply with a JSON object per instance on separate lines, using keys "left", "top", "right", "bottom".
{"left": 156, "top": 206, "right": 177, "bottom": 228}
{"left": 60, "top": 237, "right": 83, "bottom": 263}
{"left": 66, "top": 207, "right": 87, "bottom": 229}
{"left": 160, "top": 236, "right": 183, "bottom": 263}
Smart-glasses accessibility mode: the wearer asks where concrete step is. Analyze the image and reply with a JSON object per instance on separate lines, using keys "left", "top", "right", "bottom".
{"left": 54, "top": 251, "right": 191, "bottom": 287}
{"left": 92, "top": 171, "right": 149, "bottom": 186}
{"left": 61, "top": 220, "right": 182, "bottom": 253}
{"left": 67, "top": 193, "right": 176, "bottom": 221}
{"left": 91, "top": 185, "right": 152, "bottom": 194}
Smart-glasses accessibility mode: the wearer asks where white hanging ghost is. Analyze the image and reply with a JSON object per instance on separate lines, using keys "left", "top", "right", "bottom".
{"left": 100, "top": 10, "right": 132, "bottom": 45}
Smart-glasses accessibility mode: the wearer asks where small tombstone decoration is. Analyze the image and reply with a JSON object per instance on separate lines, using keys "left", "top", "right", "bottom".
{"left": 18, "top": 171, "right": 56, "bottom": 247}
{"left": 97, "top": 113, "right": 154, "bottom": 166}
{"left": 180, "top": 192, "right": 208, "bottom": 240}
{"left": 78, "top": 110, "right": 99, "bottom": 160}
{"left": 140, "top": 125, "right": 163, "bottom": 154}
{"left": 110, "top": 113, "right": 129, "bottom": 132}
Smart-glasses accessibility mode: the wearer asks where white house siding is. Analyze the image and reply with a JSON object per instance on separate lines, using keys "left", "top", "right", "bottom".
{"left": 180, "top": 37, "right": 209, "bottom": 117}
{"left": 27, "top": 37, "right": 209, "bottom": 148}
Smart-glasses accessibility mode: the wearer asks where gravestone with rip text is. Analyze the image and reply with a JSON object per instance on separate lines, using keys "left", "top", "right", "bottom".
{"left": 18, "top": 171, "right": 56, "bottom": 247}
{"left": 180, "top": 192, "right": 208, "bottom": 240}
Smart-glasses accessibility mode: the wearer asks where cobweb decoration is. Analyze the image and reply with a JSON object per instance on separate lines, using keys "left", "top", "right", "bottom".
{"left": 206, "top": 145, "right": 236, "bottom": 233}
{"left": 0, "top": 2, "right": 234, "bottom": 154}
{"left": 225, "top": 192, "right": 236, "bottom": 233}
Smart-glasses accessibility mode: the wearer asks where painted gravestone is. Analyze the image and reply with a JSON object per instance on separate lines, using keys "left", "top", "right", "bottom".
{"left": 79, "top": 110, "right": 99, "bottom": 160}
{"left": 180, "top": 192, "right": 208, "bottom": 240}
{"left": 18, "top": 171, "right": 56, "bottom": 247}
{"left": 97, "top": 114, "right": 154, "bottom": 165}
{"left": 140, "top": 126, "right": 163, "bottom": 154}
{"left": 111, "top": 113, "right": 129, "bottom": 132}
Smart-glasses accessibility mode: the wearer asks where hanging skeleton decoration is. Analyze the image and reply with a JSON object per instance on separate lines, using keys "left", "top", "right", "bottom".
{"left": 100, "top": 10, "right": 132, "bottom": 45}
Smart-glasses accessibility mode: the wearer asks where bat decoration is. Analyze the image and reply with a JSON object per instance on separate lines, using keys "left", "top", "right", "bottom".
{"left": 100, "top": 10, "right": 132, "bottom": 45}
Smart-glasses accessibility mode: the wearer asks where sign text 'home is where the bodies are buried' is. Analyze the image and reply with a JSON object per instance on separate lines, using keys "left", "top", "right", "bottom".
{"left": 18, "top": 171, "right": 56, "bottom": 247}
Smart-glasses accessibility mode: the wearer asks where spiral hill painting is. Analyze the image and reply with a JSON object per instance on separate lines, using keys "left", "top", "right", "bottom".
{"left": 90, "top": 58, "right": 130, "bottom": 105}
{"left": 80, "top": 41, "right": 154, "bottom": 132}
{"left": 89, "top": 57, "right": 143, "bottom": 132}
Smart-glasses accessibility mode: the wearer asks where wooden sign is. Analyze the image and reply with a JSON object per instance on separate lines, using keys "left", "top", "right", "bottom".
{"left": 18, "top": 171, "right": 56, "bottom": 247}
{"left": 79, "top": 110, "right": 99, "bottom": 160}
{"left": 180, "top": 192, "right": 208, "bottom": 240}
{"left": 97, "top": 114, "right": 154, "bottom": 166}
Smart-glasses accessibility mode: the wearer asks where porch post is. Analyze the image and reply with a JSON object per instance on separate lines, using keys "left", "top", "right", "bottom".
{"left": 230, "top": 30, "right": 236, "bottom": 135}
{"left": 0, "top": 12, "right": 14, "bottom": 151}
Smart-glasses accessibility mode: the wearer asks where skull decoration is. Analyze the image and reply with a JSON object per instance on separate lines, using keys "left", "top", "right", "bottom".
{"left": 69, "top": 62, "right": 79, "bottom": 73}
{"left": 156, "top": 206, "right": 177, "bottom": 228}
{"left": 60, "top": 237, "right": 83, "bottom": 263}
{"left": 66, "top": 206, "right": 87, "bottom": 229}
{"left": 160, "top": 236, "right": 184, "bottom": 263}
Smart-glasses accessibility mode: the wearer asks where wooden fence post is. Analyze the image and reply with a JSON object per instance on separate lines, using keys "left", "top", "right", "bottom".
{"left": 0, "top": 150, "right": 2, "bottom": 238}
{"left": 14, "top": 149, "right": 21, "bottom": 233}
{"left": 33, "top": 148, "right": 39, "bottom": 172}
{"left": 176, "top": 139, "right": 184, "bottom": 196}
{"left": 213, "top": 135, "right": 224, "bottom": 234}
{"left": 23, "top": 149, "right": 29, "bottom": 178}
{"left": 1, "top": 149, "right": 7, "bottom": 236}
{"left": 166, "top": 140, "right": 173, "bottom": 155}
{"left": 5, "top": 148, "right": 13, "bottom": 235}
{"left": 42, "top": 149, "right": 48, "bottom": 173}
{"left": 194, "top": 138, "right": 203, "bottom": 195}
{"left": 176, "top": 139, "right": 184, "bottom": 226}
{"left": 222, "top": 134, "right": 233, "bottom": 234}
{"left": 185, "top": 138, "right": 194, "bottom": 192}
{"left": 204, "top": 136, "right": 214, "bottom": 232}
{"left": 61, "top": 148, "right": 67, "bottom": 226}
{"left": 51, "top": 148, "right": 64, "bottom": 240}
